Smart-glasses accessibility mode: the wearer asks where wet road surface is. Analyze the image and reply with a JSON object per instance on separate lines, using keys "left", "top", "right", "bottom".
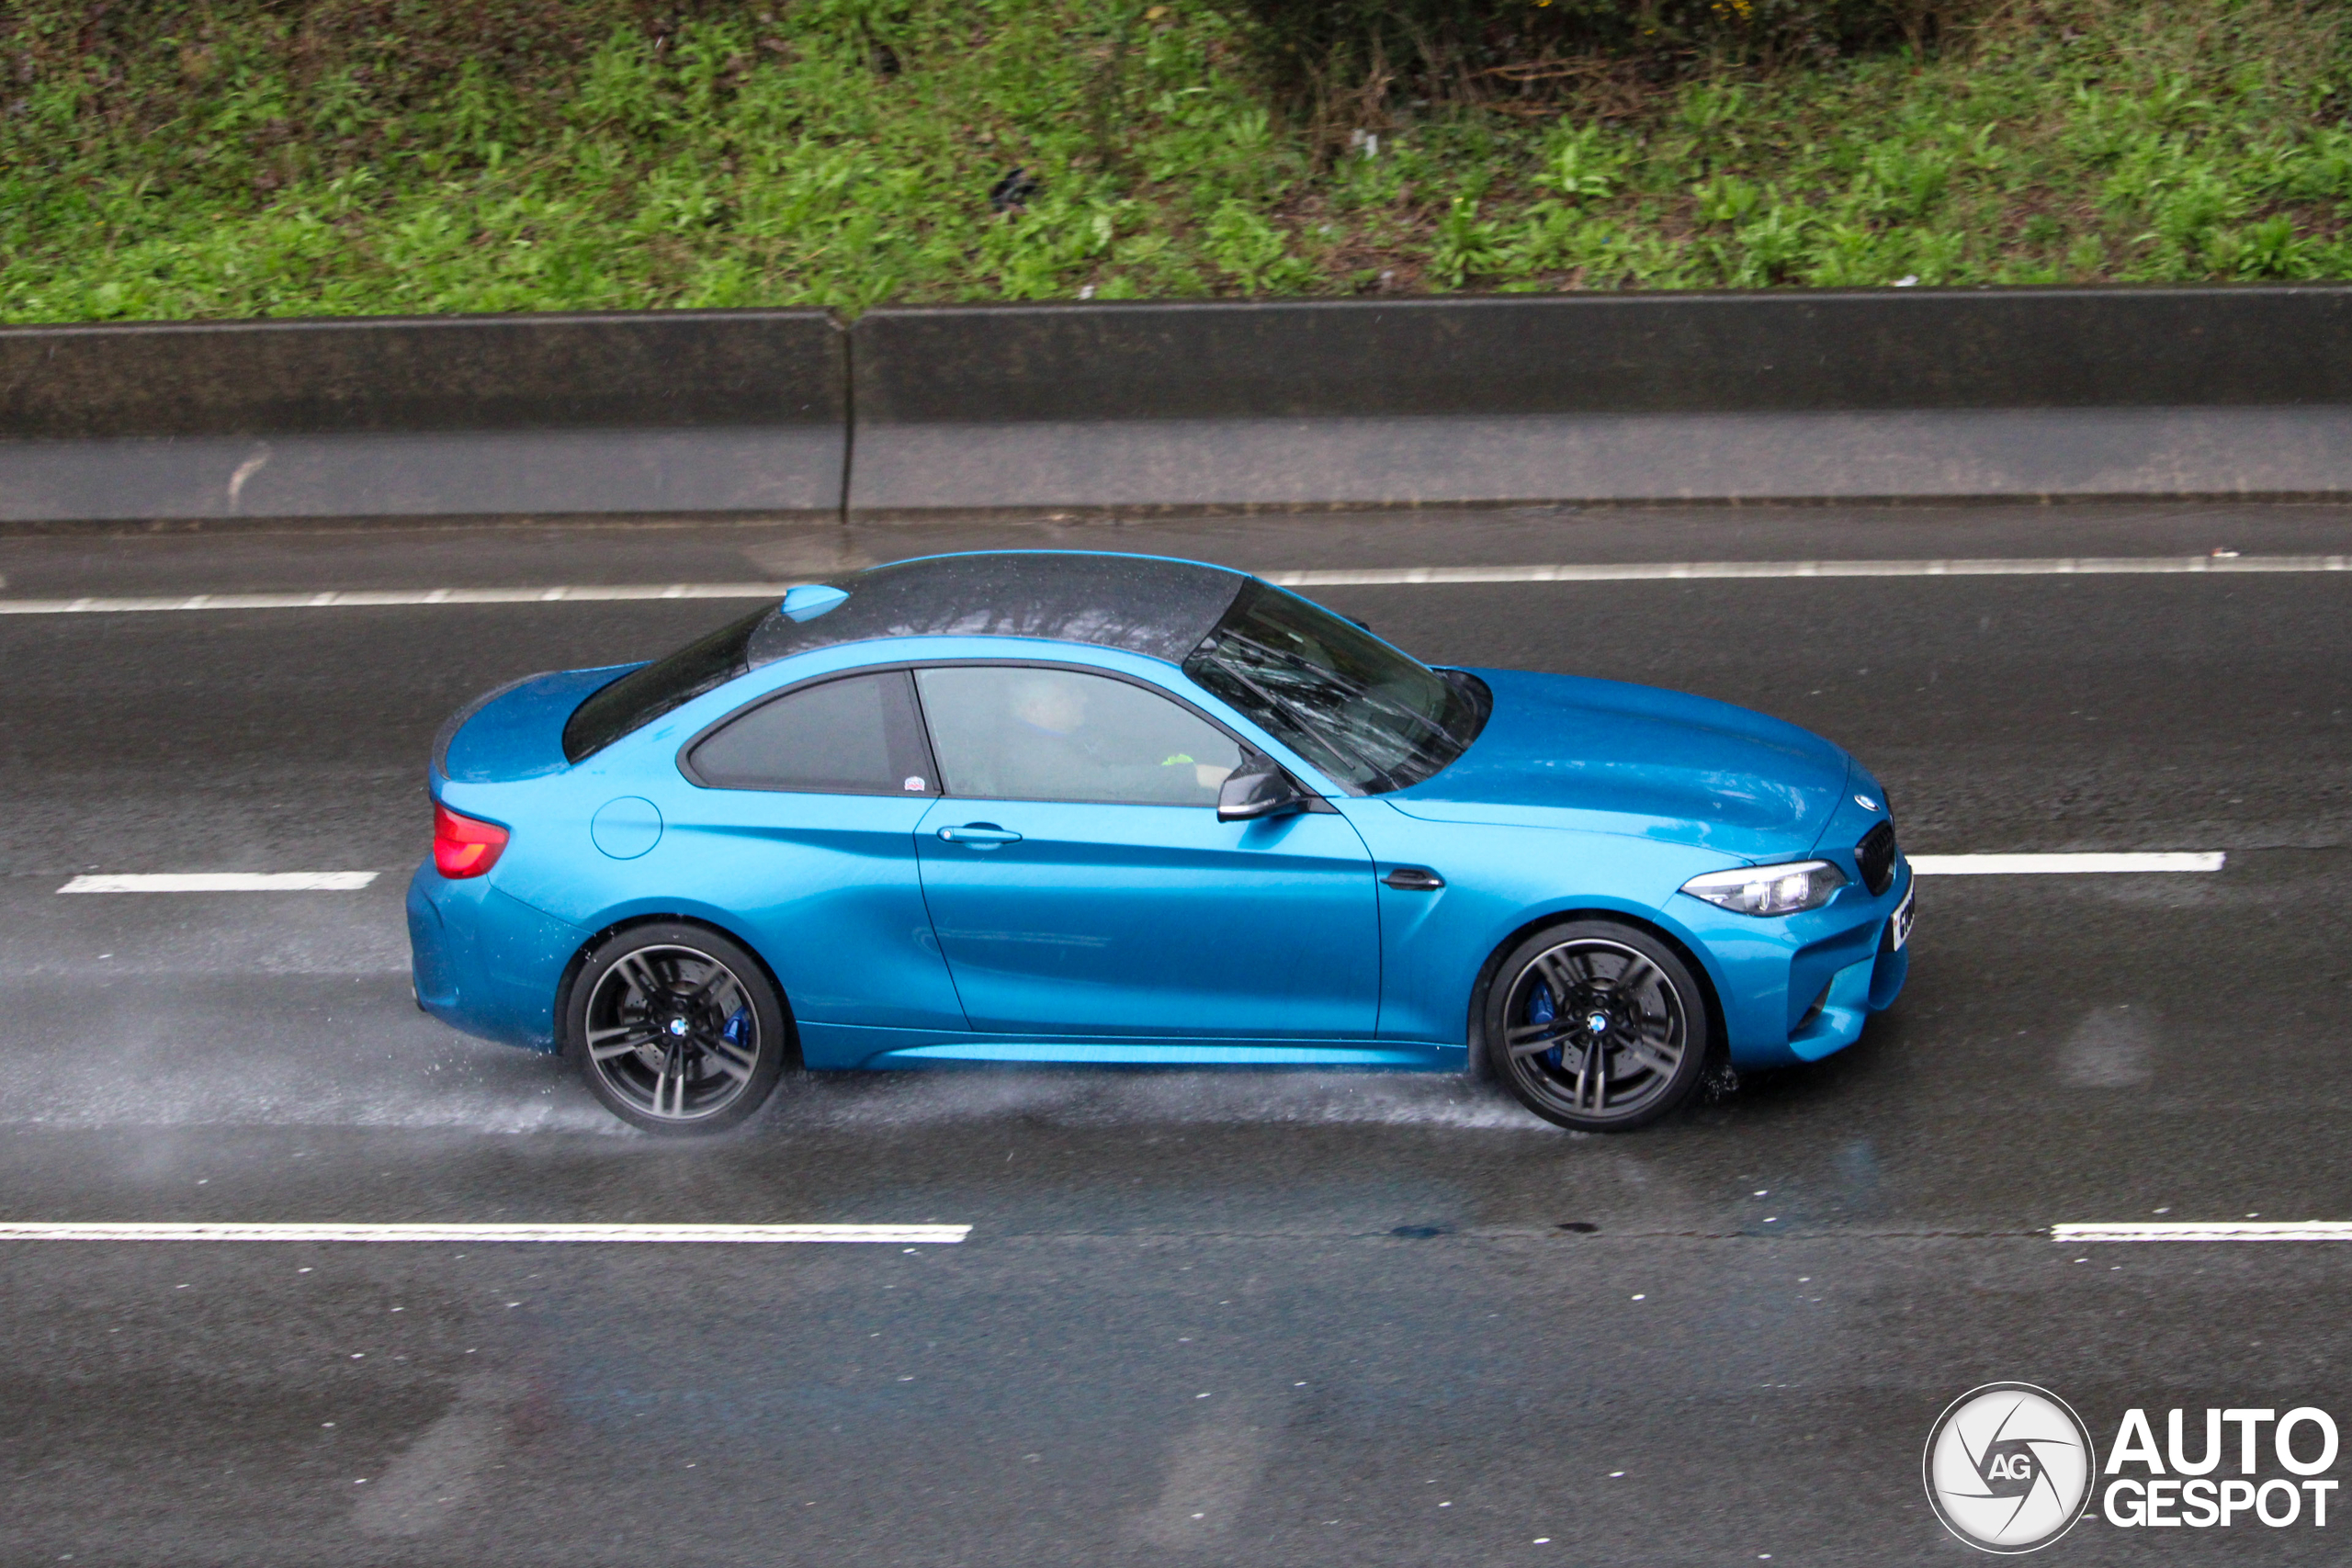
{"left": 4, "top": 502, "right": 2350, "bottom": 1565}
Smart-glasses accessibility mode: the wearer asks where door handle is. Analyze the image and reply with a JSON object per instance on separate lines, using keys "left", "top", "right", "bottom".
{"left": 1383, "top": 866, "right": 1444, "bottom": 891}
{"left": 938, "top": 823, "right": 1023, "bottom": 849}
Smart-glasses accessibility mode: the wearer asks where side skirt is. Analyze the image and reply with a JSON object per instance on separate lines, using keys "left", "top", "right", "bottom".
{"left": 795, "top": 1022, "right": 1462, "bottom": 1071}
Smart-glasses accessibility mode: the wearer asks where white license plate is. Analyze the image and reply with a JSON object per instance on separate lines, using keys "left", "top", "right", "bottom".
{"left": 1890, "top": 882, "right": 1917, "bottom": 950}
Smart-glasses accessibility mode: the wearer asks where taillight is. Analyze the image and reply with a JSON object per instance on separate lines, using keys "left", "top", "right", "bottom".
{"left": 434, "top": 802, "right": 509, "bottom": 878}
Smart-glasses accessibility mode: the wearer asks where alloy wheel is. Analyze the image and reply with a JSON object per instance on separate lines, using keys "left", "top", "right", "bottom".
{"left": 581, "top": 942, "right": 764, "bottom": 1124}
{"left": 1498, "top": 936, "right": 1691, "bottom": 1125}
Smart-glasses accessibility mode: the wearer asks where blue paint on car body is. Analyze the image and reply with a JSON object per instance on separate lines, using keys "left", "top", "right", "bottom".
{"left": 410, "top": 551, "right": 1911, "bottom": 1112}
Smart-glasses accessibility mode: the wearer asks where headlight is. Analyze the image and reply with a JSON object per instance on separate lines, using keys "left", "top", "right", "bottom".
{"left": 1679, "top": 860, "right": 1848, "bottom": 916}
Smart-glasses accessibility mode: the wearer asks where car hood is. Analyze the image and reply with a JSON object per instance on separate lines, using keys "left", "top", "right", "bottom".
{"left": 435, "top": 663, "right": 640, "bottom": 784}
{"left": 1385, "top": 668, "right": 1851, "bottom": 859}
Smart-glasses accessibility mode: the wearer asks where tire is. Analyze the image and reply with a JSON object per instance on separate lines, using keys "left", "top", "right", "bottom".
{"left": 561, "top": 922, "right": 790, "bottom": 1135}
{"left": 1478, "top": 920, "right": 1711, "bottom": 1133}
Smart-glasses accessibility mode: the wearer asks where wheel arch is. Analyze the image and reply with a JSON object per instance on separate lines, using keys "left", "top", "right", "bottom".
{"left": 556, "top": 911, "right": 803, "bottom": 1068}
{"left": 1464, "top": 907, "right": 1729, "bottom": 1077}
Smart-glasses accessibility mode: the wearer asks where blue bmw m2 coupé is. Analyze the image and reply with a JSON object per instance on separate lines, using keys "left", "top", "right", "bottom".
{"left": 410, "top": 551, "right": 1912, "bottom": 1134}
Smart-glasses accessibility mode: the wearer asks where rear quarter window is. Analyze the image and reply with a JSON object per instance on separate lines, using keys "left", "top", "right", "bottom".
{"left": 687, "top": 671, "right": 935, "bottom": 795}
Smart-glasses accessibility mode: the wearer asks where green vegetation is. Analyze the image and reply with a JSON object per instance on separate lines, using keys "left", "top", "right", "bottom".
{"left": 5, "top": 1, "right": 2351, "bottom": 321}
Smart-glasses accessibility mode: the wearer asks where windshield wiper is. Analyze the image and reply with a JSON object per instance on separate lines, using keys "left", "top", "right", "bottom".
{"left": 1195, "top": 651, "right": 1382, "bottom": 785}
{"left": 1220, "top": 633, "right": 1468, "bottom": 754}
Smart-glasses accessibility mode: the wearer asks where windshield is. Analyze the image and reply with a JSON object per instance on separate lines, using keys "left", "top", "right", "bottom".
{"left": 1182, "top": 581, "right": 1487, "bottom": 794}
{"left": 560, "top": 604, "right": 770, "bottom": 762}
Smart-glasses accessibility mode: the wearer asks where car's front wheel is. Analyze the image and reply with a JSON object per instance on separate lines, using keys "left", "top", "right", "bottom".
{"left": 1481, "top": 921, "right": 1710, "bottom": 1132}
{"left": 563, "top": 923, "right": 790, "bottom": 1134}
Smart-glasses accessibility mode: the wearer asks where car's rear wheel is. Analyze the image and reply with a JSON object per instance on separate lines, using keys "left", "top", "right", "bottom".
{"left": 1481, "top": 921, "right": 1710, "bottom": 1132}
{"left": 563, "top": 923, "right": 789, "bottom": 1135}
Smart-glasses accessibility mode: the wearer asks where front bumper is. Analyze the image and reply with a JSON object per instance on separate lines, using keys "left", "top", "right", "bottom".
{"left": 1785, "top": 879, "right": 1911, "bottom": 1063}
{"left": 1687, "top": 857, "right": 1913, "bottom": 1069}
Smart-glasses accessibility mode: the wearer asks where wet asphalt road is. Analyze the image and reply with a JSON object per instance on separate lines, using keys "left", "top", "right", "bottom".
{"left": 5, "top": 502, "right": 2352, "bottom": 1566}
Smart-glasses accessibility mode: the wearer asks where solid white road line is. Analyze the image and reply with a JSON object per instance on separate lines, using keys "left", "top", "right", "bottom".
{"left": 0, "top": 1222, "right": 971, "bottom": 1245}
{"left": 1908, "top": 852, "right": 2225, "bottom": 875}
{"left": 0, "top": 583, "right": 793, "bottom": 615}
{"left": 2, "top": 555, "right": 2350, "bottom": 616}
{"left": 2054, "top": 1222, "right": 2352, "bottom": 1243}
{"left": 58, "top": 872, "right": 379, "bottom": 894}
{"left": 1268, "top": 555, "right": 2352, "bottom": 587}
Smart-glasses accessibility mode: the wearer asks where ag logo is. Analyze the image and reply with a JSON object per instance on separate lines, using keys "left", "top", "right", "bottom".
{"left": 1924, "top": 1383, "right": 2097, "bottom": 1553}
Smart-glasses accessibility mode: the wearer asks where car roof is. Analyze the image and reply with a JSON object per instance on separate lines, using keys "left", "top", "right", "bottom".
{"left": 744, "top": 550, "right": 1250, "bottom": 667}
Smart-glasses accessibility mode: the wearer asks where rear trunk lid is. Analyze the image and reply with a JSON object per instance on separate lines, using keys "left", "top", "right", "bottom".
{"left": 433, "top": 664, "right": 639, "bottom": 785}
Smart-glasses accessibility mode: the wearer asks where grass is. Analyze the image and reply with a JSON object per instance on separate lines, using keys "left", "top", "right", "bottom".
{"left": 5, "top": 0, "right": 2352, "bottom": 322}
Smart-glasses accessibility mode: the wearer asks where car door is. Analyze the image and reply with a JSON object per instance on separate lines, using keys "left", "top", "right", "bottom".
{"left": 909, "top": 662, "right": 1380, "bottom": 1039}
{"left": 668, "top": 669, "right": 967, "bottom": 1036}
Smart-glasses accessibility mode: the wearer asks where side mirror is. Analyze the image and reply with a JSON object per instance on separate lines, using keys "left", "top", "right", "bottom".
{"left": 1218, "top": 767, "right": 1309, "bottom": 823}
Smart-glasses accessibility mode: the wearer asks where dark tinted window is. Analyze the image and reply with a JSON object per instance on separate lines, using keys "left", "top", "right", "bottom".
{"left": 689, "top": 671, "right": 935, "bottom": 795}
{"left": 561, "top": 606, "right": 770, "bottom": 763}
{"left": 1182, "top": 581, "right": 1487, "bottom": 794}
{"left": 914, "top": 666, "right": 1243, "bottom": 807}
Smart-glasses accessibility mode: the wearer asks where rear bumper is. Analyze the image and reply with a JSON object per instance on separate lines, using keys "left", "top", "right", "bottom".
{"left": 406, "top": 863, "right": 585, "bottom": 1052}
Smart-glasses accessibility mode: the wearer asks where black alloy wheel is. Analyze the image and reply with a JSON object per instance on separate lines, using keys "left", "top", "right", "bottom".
{"left": 564, "top": 922, "right": 789, "bottom": 1134}
{"left": 1482, "top": 921, "right": 1710, "bottom": 1132}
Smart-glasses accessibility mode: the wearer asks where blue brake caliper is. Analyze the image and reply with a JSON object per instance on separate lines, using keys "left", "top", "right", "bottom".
{"left": 721, "top": 1008, "right": 752, "bottom": 1048}
{"left": 1528, "top": 983, "right": 1561, "bottom": 1067}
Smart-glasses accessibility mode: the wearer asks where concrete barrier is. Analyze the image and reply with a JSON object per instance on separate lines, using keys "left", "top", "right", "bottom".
{"left": 845, "top": 288, "right": 2352, "bottom": 515}
{"left": 0, "top": 310, "right": 845, "bottom": 525}
{"left": 11, "top": 288, "right": 2352, "bottom": 526}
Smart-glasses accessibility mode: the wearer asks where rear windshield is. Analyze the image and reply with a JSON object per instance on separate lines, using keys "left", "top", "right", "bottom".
{"left": 1181, "top": 581, "right": 1487, "bottom": 794}
{"left": 560, "top": 605, "right": 772, "bottom": 762}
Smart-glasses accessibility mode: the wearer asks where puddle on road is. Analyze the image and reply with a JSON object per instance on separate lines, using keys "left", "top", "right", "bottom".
{"left": 0, "top": 1025, "right": 1544, "bottom": 1134}
{"left": 767, "top": 1067, "right": 1544, "bottom": 1132}
{"left": 0, "top": 1023, "right": 620, "bottom": 1134}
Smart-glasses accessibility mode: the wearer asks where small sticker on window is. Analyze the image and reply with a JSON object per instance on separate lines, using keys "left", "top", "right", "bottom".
{"left": 904, "top": 776, "right": 926, "bottom": 792}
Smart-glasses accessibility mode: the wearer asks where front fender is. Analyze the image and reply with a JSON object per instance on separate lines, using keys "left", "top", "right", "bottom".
{"left": 1339, "top": 805, "right": 1749, "bottom": 1047}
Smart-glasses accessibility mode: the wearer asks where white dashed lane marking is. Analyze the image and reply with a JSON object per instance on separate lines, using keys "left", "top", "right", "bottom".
{"left": 58, "top": 873, "right": 379, "bottom": 893}
{"left": 0, "top": 1223, "right": 972, "bottom": 1245}
{"left": 2054, "top": 1223, "right": 2352, "bottom": 1243}
{"left": 1271, "top": 555, "right": 2352, "bottom": 586}
{"left": 3, "top": 555, "right": 2350, "bottom": 616}
{"left": 1908, "top": 852, "right": 2225, "bottom": 875}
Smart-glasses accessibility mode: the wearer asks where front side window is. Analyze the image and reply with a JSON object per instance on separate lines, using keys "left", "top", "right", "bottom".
{"left": 913, "top": 666, "right": 1243, "bottom": 807}
{"left": 688, "top": 671, "right": 934, "bottom": 795}
{"left": 1182, "top": 581, "right": 1487, "bottom": 794}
